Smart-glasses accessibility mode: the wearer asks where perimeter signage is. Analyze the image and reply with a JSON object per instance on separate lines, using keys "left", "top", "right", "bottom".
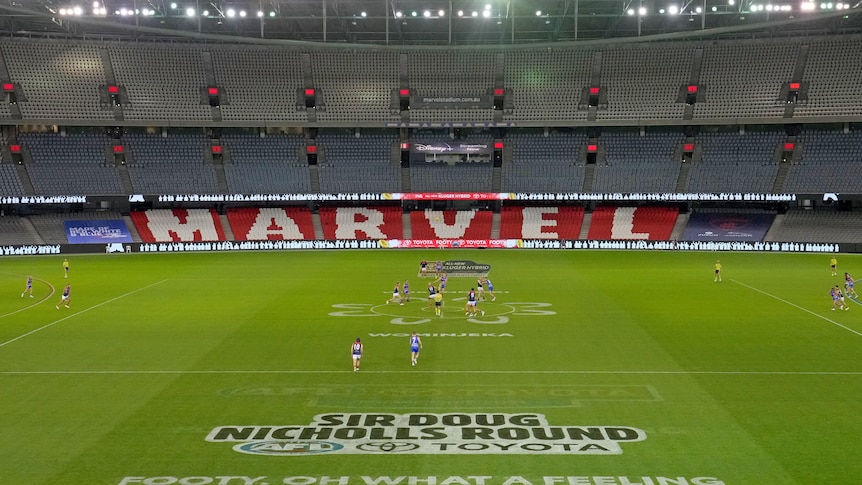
{"left": 206, "top": 412, "right": 646, "bottom": 455}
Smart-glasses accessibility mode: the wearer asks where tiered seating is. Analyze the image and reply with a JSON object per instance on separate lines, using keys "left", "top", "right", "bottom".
{"left": 0, "top": 216, "right": 38, "bottom": 244}
{"left": 28, "top": 211, "right": 128, "bottom": 244}
{"left": 20, "top": 132, "right": 124, "bottom": 195}
{"left": 592, "top": 132, "right": 683, "bottom": 193}
{"left": 499, "top": 206, "right": 584, "bottom": 239}
{"left": 226, "top": 207, "right": 316, "bottom": 240}
{"left": 317, "top": 131, "right": 400, "bottom": 193}
{"left": 130, "top": 209, "right": 226, "bottom": 242}
{"left": 125, "top": 133, "right": 219, "bottom": 194}
{"left": 109, "top": 44, "right": 210, "bottom": 121}
{"left": 503, "top": 49, "right": 592, "bottom": 122}
{"left": 222, "top": 132, "right": 310, "bottom": 194}
{"left": 687, "top": 131, "right": 783, "bottom": 193}
{"left": 587, "top": 206, "right": 678, "bottom": 240}
{"left": 694, "top": 41, "right": 797, "bottom": 119}
{"left": 795, "top": 37, "right": 862, "bottom": 117}
{"left": 0, "top": 164, "right": 25, "bottom": 195}
{"left": 210, "top": 47, "right": 306, "bottom": 122}
{"left": 784, "top": 130, "right": 862, "bottom": 193}
{"left": 599, "top": 44, "right": 693, "bottom": 120}
{"left": 767, "top": 209, "right": 862, "bottom": 243}
{"left": 1, "top": 40, "right": 112, "bottom": 120}
{"left": 407, "top": 51, "right": 495, "bottom": 122}
{"left": 318, "top": 206, "right": 403, "bottom": 240}
{"left": 311, "top": 51, "right": 400, "bottom": 123}
{"left": 503, "top": 131, "right": 586, "bottom": 192}
{"left": 410, "top": 210, "right": 493, "bottom": 239}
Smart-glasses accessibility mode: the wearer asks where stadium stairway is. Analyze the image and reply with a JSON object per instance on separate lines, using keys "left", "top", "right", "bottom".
{"left": 219, "top": 213, "right": 235, "bottom": 240}
{"left": 122, "top": 215, "right": 143, "bottom": 243}
{"left": 578, "top": 212, "right": 592, "bottom": 239}
{"left": 670, "top": 212, "right": 690, "bottom": 240}
{"left": 311, "top": 211, "right": 323, "bottom": 239}
{"left": 22, "top": 217, "right": 44, "bottom": 244}
{"left": 402, "top": 211, "right": 412, "bottom": 239}
{"left": 490, "top": 212, "right": 501, "bottom": 239}
{"left": 763, "top": 213, "right": 786, "bottom": 242}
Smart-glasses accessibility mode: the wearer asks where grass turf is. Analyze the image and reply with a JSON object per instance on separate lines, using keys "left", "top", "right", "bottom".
{"left": 0, "top": 249, "right": 860, "bottom": 485}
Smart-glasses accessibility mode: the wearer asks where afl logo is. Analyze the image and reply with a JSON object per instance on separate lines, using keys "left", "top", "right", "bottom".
{"left": 356, "top": 442, "right": 421, "bottom": 453}
{"left": 233, "top": 440, "right": 343, "bottom": 455}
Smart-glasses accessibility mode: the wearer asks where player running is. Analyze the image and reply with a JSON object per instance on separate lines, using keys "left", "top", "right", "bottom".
{"left": 410, "top": 331, "right": 423, "bottom": 366}
{"left": 435, "top": 260, "right": 443, "bottom": 277}
{"left": 465, "top": 288, "right": 484, "bottom": 317}
{"left": 477, "top": 278, "right": 485, "bottom": 300}
{"left": 844, "top": 273, "right": 858, "bottom": 298}
{"left": 420, "top": 260, "right": 428, "bottom": 276}
{"left": 403, "top": 279, "right": 411, "bottom": 302}
{"left": 21, "top": 275, "right": 34, "bottom": 298}
{"left": 56, "top": 284, "right": 71, "bottom": 309}
{"left": 484, "top": 277, "right": 496, "bottom": 301}
{"left": 351, "top": 338, "right": 363, "bottom": 371}
{"left": 831, "top": 286, "right": 849, "bottom": 311}
{"left": 386, "top": 281, "right": 403, "bottom": 305}
{"left": 436, "top": 272, "right": 448, "bottom": 293}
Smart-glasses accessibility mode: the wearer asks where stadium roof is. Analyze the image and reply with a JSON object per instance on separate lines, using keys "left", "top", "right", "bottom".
{"left": 0, "top": 0, "right": 861, "bottom": 47}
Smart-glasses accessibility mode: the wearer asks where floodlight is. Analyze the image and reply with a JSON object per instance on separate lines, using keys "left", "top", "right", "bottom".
{"left": 226, "top": 8, "right": 235, "bottom": 17}
{"left": 269, "top": 11, "right": 276, "bottom": 17}
{"left": 257, "top": 11, "right": 264, "bottom": 17}
{"left": 485, "top": 4, "right": 491, "bottom": 10}
{"left": 696, "top": 6, "right": 703, "bottom": 12}
{"left": 639, "top": 6, "right": 648, "bottom": 14}
{"left": 438, "top": 9, "right": 445, "bottom": 16}
{"left": 712, "top": 6, "right": 718, "bottom": 11}
{"left": 170, "top": 2, "right": 177, "bottom": 9}
{"left": 627, "top": 8, "right": 635, "bottom": 15}
{"left": 457, "top": 10, "right": 463, "bottom": 16}
{"left": 668, "top": 5, "right": 679, "bottom": 14}
{"left": 239, "top": 10, "right": 246, "bottom": 17}
{"left": 186, "top": 7, "right": 195, "bottom": 16}
{"left": 423, "top": 10, "right": 431, "bottom": 17}
{"left": 728, "top": 0, "right": 735, "bottom": 4}
{"left": 472, "top": 11, "right": 479, "bottom": 16}
{"left": 202, "top": 10, "right": 209, "bottom": 16}
{"left": 482, "top": 9, "right": 491, "bottom": 17}
{"left": 411, "top": 11, "right": 417, "bottom": 16}
{"left": 536, "top": 10, "right": 542, "bottom": 15}
{"left": 93, "top": 1, "right": 99, "bottom": 7}
{"left": 59, "top": 8, "right": 67, "bottom": 15}
{"left": 659, "top": 8, "right": 666, "bottom": 13}
{"left": 361, "top": 11, "right": 367, "bottom": 17}
{"left": 395, "top": 11, "right": 403, "bottom": 17}
{"left": 73, "top": 6, "right": 83, "bottom": 15}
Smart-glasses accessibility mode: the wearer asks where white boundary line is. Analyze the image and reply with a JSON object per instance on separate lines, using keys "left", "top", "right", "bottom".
{"left": 0, "top": 276, "right": 55, "bottom": 319}
{"left": 731, "top": 278, "right": 862, "bottom": 337}
{"left": 0, "top": 279, "right": 168, "bottom": 349}
{"left": 2, "top": 369, "right": 862, "bottom": 376}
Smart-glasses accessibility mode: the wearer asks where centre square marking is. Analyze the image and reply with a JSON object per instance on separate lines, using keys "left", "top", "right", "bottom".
{"left": 370, "top": 300, "right": 514, "bottom": 320}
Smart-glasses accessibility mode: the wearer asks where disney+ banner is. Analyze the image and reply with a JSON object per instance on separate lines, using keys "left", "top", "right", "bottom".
{"left": 681, "top": 212, "right": 775, "bottom": 242}
{"left": 64, "top": 220, "right": 133, "bottom": 244}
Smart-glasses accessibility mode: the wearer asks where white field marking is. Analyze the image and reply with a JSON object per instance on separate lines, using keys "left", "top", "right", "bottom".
{"left": 849, "top": 295, "right": 862, "bottom": 307}
{"left": 0, "top": 279, "right": 168, "bottom": 349}
{"left": 731, "top": 278, "right": 862, "bottom": 338}
{"left": 2, "top": 369, "right": 862, "bottom": 376}
{"left": 0, "top": 276, "right": 55, "bottom": 319}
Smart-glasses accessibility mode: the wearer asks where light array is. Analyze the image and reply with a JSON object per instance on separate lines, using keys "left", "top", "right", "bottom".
{"left": 52, "top": 2, "right": 857, "bottom": 18}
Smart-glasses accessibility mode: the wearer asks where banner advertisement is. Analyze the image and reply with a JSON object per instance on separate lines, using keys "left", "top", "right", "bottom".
{"left": 682, "top": 212, "right": 776, "bottom": 242}
{"left": 64, "top": 220, "right": 134, "bottom": 244}
{"left": 410, "top": 95, "right": 493, "bottom": 109}
{"left": 410, "top": 142, "right": 492, "bottom": 155}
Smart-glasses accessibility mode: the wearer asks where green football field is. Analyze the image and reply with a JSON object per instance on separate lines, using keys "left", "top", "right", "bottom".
{"left": 1, "top": 249, "right": 861, "bottom": 485}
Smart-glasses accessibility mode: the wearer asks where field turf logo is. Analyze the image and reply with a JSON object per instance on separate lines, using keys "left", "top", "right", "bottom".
{"left": 438, "top": 260, "right": 491, "bottom": 277}
{"left": 207, "top": 413, "right": 646, "bottom": 455}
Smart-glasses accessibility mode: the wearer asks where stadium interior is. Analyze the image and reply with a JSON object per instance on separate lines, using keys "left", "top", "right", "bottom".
{"left": 0, "top": 1, "right": 861, "bottom": 248}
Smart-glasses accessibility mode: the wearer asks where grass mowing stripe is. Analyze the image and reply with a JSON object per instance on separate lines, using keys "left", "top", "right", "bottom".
{"left": 0, "top": 279, "right": 168, "bottom": 349}
{"left": 0, "top": 276, "right": 55, "bottom": 319}
{"left": 3, "top": 369, "right": 862, "bottom": 375}
{"left": 731, "top": 277, "right": 862, "bottom": 337}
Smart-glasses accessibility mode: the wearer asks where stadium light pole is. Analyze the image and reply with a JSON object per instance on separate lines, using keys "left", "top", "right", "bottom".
{"left": 574, "top": 0, "right": 579, "bottom": 39}
{"left": 385, "top": 0, "right": 389, "bottom": 45}
{"left": 323, "top": 0, "right": 327, "bottom": 42}
{"left": 449, "top": 0, "right": 453, "bottom": 44}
